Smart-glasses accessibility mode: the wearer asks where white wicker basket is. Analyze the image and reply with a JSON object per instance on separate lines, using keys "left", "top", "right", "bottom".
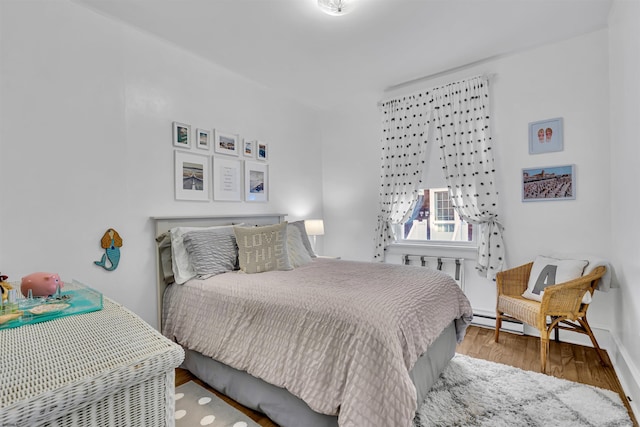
{"left": 0, "top": 298, "right": 184, "bottom": 427}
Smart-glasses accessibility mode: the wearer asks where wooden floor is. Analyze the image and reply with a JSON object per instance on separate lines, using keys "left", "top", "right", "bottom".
{"left": 175, "top": 325, "right": 638, "bottom": 426}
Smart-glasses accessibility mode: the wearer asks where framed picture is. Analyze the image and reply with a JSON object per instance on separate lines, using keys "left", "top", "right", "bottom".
{"left": 174, "top": 151, "right": 210, "bottom": 201}
{"left": 213, "top": 157, "right": 242, "bottom": 201}
{"left": 243, "top": 140, "right": 255, "bottom": 158}
{"left": 196, "top": 128, "right": 211, "bottom": 151}
{"left": 244, "top": 161, "right": 268, "bottom": 202}
{"left": 173, "top": 122, "right": 191, "bottom": 149}
{"left": 257, "top": 141, "right": 268, "bottom": 161}
{"left": 528, "top": 117, "right": 563, "bottom": 154}
{"left": 214, "top": 129, "right": 239, "bottom": 156}
{"left": 522, "top": 164, "right": 575, "bottom": 202}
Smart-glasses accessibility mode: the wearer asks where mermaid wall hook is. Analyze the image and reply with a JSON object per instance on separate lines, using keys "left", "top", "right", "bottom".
{"left": 94, "top": 228, "right": 123, "bottom": 271}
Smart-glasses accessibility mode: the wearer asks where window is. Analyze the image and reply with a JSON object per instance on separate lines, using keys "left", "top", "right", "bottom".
{"left": 398, "top": 188, "right": 474, "bottom": 243}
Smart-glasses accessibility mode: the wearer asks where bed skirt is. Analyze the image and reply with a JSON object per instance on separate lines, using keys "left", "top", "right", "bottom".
{"left": 181, "top": 321, "right": 457, "bottom": 427}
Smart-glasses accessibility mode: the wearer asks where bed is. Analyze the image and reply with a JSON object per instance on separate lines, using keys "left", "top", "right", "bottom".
{"left": 154, "top": 214, "right": 473, "bottom": 427}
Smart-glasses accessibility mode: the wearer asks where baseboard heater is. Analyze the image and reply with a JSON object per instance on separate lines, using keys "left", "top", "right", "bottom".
{"left": 472, "top": 312, "right": 524, "bottom": 334}
{"left": 403, "top": 254, "right": 465, "bottom": 290}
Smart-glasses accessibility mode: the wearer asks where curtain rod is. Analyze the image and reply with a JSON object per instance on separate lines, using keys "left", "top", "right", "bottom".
{"left": 377, "top": 70, "right": 497, "bottom": 108}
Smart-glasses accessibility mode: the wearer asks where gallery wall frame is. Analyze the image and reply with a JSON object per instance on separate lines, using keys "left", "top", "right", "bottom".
{"left": 196, "top": 128, "right": 211, "bottom": 151}
{"left": 522, "top": 164, "right": 575, "bottom": 202}
{"left": 173, "top": 122, "right": 191, "bottom": 149}
{"left": 213, "top": 157, "right": 242, "bottom": 201}
{"left": 214, "top": 129, "right": 239, "bottom": 156}
{"left": 528, "top": 117, "right": 563, "bottom": 154}
{"left": 174, "top": 150, "right": 210, "bottom": 201}
{"left": 243, "top": 140, "right": 255, "bottom": 158}
{"left": 244, "top": 161, "right": 268, "bottom": 202}
{"left": 257, "top": 141, "right": 268, "bottom": 161}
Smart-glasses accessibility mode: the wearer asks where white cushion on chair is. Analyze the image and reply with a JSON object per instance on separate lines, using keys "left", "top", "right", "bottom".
{"left": 522, "top": 256, "right": 589, "bottom": 302}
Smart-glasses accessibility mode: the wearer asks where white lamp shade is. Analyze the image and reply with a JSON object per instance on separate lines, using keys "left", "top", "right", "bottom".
{"left": 305, "top": 219, "right": 325, "bottom": 236}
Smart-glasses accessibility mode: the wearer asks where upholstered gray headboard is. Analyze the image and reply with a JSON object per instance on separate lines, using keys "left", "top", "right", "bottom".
{"left": 151, "top": 213, "right": 286, "bottom": 330}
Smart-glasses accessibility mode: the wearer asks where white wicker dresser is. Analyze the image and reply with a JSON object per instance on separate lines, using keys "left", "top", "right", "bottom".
{"left": 0, "top": 298, "right": 184, "bottom": 427}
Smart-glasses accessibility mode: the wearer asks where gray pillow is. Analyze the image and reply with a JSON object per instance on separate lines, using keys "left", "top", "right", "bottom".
{"left": 289, "top": 220, "right": 317, "bottom": 258}
{"left": 155, "top": 232, "right": 175, "bottom": 284}
{"left": 182, "top": 228, "right": 238, "bottom": 278}
{"left": 234, "top": 223, "right": 293, "bottom": 274}
{"left": 287, "top": 224, "right": 313, "bottom": 268}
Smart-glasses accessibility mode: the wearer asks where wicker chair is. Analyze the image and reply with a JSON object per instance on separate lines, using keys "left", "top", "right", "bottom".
{"left": 494, "top": 262, "right": 608, "bottom": 373}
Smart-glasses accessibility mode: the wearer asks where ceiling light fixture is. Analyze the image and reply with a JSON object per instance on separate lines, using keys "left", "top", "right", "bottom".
{"left": 318, "top": 0, "right": 353, "bottom": 16}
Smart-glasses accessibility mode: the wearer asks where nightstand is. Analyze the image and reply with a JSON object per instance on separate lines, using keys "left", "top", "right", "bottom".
{"left": 0, "top": 298, "right": 184, "bottom": 426}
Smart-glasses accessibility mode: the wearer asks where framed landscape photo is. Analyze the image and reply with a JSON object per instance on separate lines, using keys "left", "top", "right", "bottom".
{"left": 528, "top": 117, "right": 563, "bottom": 154}
{"left": 213, "top": 157, "right": 242, "bottom": 201}
{"left": 243, "top": 140, "right": 255, "bottom": 158}
{"left": 174, "top": 151, "right": 210, "bottom": 201}
{"left": 214, "top": 129, "right": 239, "bottom": 156}
{"left": 196, "top": 128, "right": 211, "bottom": 151}
{"left": 257, "top": 141, "right": 268, "bottom": 161}
{"left": 173, "top": 122, "right": 191, "bottom": 149}
{"left": 522, "top": 164, "right": 575, "bottom": 202}
{"left": 244, "top": 161, "right": 268, "bottom": 202}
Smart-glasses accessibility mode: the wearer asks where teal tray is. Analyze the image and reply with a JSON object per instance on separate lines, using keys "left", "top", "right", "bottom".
{"left": 0, "top": 280, "right": 103, "bottom": 330}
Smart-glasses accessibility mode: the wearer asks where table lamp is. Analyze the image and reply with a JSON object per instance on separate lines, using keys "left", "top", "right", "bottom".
{"left": 304, "top": 219, "right": 325, "bottom": 253}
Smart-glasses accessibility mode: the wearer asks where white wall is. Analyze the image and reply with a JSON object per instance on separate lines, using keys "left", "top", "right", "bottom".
{"left": 0, "top": 0, "right": 324, "bottom": 327}
{"left": 609, "top": 0, "right": 640, "bottom": 412}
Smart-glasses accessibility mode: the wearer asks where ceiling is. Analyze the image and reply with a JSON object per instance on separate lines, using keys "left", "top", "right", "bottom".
{"left": 76, "top": 0, "right": 612, "bottom": 110}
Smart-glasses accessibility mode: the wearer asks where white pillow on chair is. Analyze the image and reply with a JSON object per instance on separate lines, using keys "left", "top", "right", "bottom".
{"left": 522, "top": 256, "right": 589, "bottom": 302}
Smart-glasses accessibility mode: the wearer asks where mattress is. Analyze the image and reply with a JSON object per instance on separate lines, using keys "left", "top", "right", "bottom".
{"left": 163, "top": 258, "right": 473, "bottom": 427}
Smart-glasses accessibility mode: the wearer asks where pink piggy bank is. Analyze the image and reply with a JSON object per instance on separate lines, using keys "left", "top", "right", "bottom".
{"left": 21, "top": 273, "right": 64, "bottom": 297}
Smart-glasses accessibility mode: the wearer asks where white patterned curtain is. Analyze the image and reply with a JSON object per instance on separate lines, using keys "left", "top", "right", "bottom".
{"left": 374, "top": 76, "right": 504, "bottom": 279}
{"left": 373, "top": 97, "right": 429, "bottom": 261}
{"left": 432, "top": 77, "right": 504, "bottom": 279}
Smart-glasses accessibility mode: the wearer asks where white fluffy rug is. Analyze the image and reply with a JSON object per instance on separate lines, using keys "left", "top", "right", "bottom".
{"left": 415, "top": 354, "right": 632, "bottom": 427}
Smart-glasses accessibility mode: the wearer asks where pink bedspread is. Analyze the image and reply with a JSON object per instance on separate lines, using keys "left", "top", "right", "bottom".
{"left": 163, "top": 258, "right": 473, "bottom": 427}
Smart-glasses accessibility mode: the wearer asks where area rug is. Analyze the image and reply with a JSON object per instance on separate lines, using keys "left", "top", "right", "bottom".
{"left": 175, "top": 381, "right": 260, "bottom": 427}
{"left": 415, "top": 354, "right": 633, "bottom": 427}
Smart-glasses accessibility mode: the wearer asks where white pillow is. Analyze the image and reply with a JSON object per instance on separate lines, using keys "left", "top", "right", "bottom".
{"left": 287, "top": 224, "right": 313, "bottom": 268}
{"left": 170, "top": 224, "right": 239, "bottom": 284}
{"left": 522, "top": 256, "right": 589, "bottom": 302}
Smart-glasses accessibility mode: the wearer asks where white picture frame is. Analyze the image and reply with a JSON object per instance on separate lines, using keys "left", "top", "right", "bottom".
{"left": 213, "top": 157, "right": 242, "bottom": 201}
{"left": 174, "top": 151, "right": 210, "bottom": 201}
{"left": 522, "top": 164, "right": 575, "bottom": 202}
{"left": 244, "top": 161, "right": 268, "bottom": 202}
{"left": 214, "top": 129, "right": 239, "bottom": 156}
{"left": 173, "top": 121, "right": 191, "bottom": 149}
{"left": 528, "top": 117, "right": 563, "bottom": 155}
{"left": 257, "top": 141, "right": 268, "bottom": 161}
{"left": 243, "top": 140, "right": 255, "bottom": 158}
{"left": 196, "top": 128, "right": 211, "bottom": 151}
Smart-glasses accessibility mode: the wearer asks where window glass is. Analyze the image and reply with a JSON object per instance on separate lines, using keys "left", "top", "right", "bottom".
{"left": 399, "top": 188, "right": 473, "bottom": 242}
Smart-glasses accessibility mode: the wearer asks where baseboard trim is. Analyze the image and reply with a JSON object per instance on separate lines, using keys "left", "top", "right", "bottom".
{"left": 609, "top": 334, "right": 640, "bottom": 422}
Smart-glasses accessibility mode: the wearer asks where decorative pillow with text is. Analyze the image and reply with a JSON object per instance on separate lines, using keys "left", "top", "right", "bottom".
{"left": 234, "top": 223, "right": 293, "bottom": 274}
